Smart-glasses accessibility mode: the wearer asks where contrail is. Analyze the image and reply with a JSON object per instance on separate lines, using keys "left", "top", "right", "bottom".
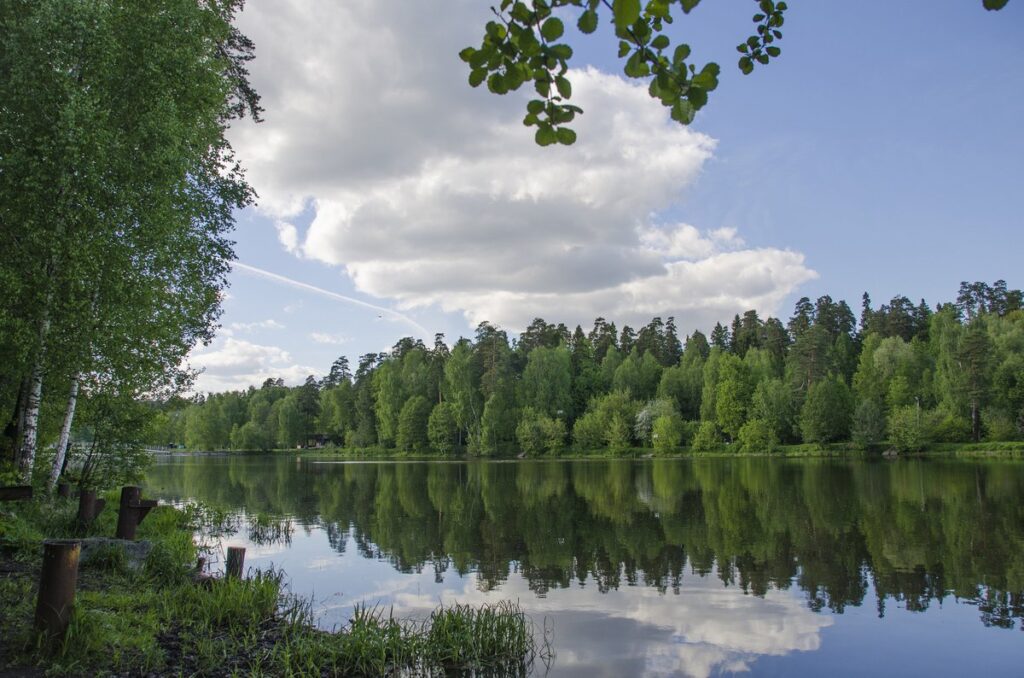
{"left": 232, "top": 261, "right": 431, "bottom": 338}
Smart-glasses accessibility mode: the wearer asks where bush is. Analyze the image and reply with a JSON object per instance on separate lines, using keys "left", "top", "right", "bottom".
{"left": 679, "top": 420, "right": 700, "bottom": 446}
{"left": 983, "top": 407, "right": 1021, "bottom": 442}
{"left": 516, "top": 408, "right": 566, "bottom": 456}
{"left": 800, "top": 376, "right": 853, "bottom": 444}
{"left": 652, "top": 413, "right": 684, "bottom": 452}
{"left": 427, "top": 402, "right": 459, "bottom": 454}
{"left": 851, "top": 399, "right": 886, "bottom": 449}
{"left": 605, "top": 414, "right": 632, "bottom": 455}
{"left": 572, "top": 411, "right": 605, "bottom": 450}
{"left": 931, "top": 410, "right": 972, "bottom": 442}
{"left": 634, "top": 399, "right": 676, "bottom": 446}
{"left": 691, "top": 421, "right": 722, "bottom": 452}
{"left": 888, "top": 405, "right": 932, "bottom": 452}
{"left": 737, "top": 419, "right": 778, "bottom": 453}
{"left": 396, "top": 396, "right": 432, "bottom": 452}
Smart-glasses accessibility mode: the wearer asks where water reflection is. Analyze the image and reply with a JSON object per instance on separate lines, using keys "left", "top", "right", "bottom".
{"left": 146, "top": 456, "right": 1024, "bottom": 676}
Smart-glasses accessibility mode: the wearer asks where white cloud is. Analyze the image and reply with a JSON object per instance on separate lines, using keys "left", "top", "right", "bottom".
{"left": 188, "top": 338, "right": 317, "bottom": 392}
{"left": 230, "top": 1, "right": 815, "bottom": 334}
{"left": 274, "top": 221, "right": 300, "bottom": 255}
{"left": 310, "top": 332, "right": 350, "bottom": 345}
{"left": 228, "top": 318, "right": 285, "bottom": 334}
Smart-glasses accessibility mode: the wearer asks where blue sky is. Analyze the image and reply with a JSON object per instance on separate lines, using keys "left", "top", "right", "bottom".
{"left": 189, "top": 1, "right": 1023, "bottom": 392}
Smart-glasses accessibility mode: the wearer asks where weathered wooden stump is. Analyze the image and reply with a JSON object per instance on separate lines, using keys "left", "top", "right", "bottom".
{"left": 114, "top": 486, "right": 158, "bottom": 540}
{"left": 34, "top": 540, "right": 81, "bottom": 642}
{"left": 226, "top": 546, "right": 246, "bottom": 578}
{"left": 0, "top": 485, "right": 33, "bottom": 502}
{"left": 76, "top": 489, "right": 105, "bottom": 528}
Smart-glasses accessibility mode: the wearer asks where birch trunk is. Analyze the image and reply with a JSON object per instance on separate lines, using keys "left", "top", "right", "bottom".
{"left": 16, "top": 312, "right": 50, "bottom": 482}
{"left": 48, "top": 374, "right": 80, "bottom": 491}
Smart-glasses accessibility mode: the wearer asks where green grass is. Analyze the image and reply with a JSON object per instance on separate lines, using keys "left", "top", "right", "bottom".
{"left": 0, "top": 496, "right": 545, "bottom": 676}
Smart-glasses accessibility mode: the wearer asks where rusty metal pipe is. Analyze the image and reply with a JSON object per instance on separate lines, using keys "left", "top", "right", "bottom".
{"left": 34, "top": 540, "right": 81, "bottom": 642}
{"left": 226, "top": 546, "right": 245, "bottom": 578}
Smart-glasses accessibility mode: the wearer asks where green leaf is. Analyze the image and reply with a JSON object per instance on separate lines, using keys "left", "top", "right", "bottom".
{"left": 556, "top": 127, "right": 577, "bottom": 145}
{"left": 577, "top": 9, "right": 598, "bottom": 34}
{"left": 468, "top": 69, "right": 487, "bottom": 87}
{"left": 680, "top": 0, "right": 701, "bottom": 12}
{"left": 535, "top": 78, "right": 551, "bottom": 97}
{"left": 613, "top": 0, "right": 641, "bottom": 28}
{"left": 459, "top": 47, "right": 476, "bottom": 63}
{"left": 540, "top": 17, "right": 564, "bottom": 42}
{"left": 549, "top": 44, "right": 573, "bottom": 59}
{"left": 671, "top": 100, "right": 695, "bottom": 124}
{"left": 766, "top": 46, "right": 781, "bottom": 57}
{"left": 738, "top": 56, "right": 753, "bottom": 74}
{"left": 555, "top": 75, "right": 572, "bottom": 98}
{"left": 618, "top": 41, "right": 631, "bottom": 58}
{"left": 535, "top": 125, "right": 558, "bottom": 146}
{"left": 526, "top": 99, "right": 545, "bottom": 114}
{"left": 983, "top": 0, "right": 1009, "bottom": 8}
{"left": 651, "top": 35, "right": 670, "bottom": 50}
{"left": 674, "top": 44, "right": 691, "bottom": 63}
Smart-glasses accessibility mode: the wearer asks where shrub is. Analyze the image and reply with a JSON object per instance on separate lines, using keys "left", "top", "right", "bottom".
{"left": 691, "top": 421, "right": 723, "bottom": 452}
{"left": 652, "top": 413, "right": 683, "bottom": 452}
{"left": 737, "top": 419, "right": 778, "bottom": 453}
{"left": 851, "top": 399, "right": 886, "bottom": 449}
{"left": 572, "top": 411, "right": 605, "bottom": 450}
{"left": 427, "top": 402, "right": 459, "bottom": 454}
{"left": 800, "top": 376, "right": 853, "bottom": 444}
{"left": 605, "top": 414, "right": 632, "bottom": 455}
{"left": 888, "top": 405, "right": 932, "bottom": 452}
{"left": 516, "top": 408, "right": 566, "bottom": 456}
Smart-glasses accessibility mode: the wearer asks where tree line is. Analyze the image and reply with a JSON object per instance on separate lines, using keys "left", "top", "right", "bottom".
{"left": 149, "top": 279, "right": 1024, "bottom": 454}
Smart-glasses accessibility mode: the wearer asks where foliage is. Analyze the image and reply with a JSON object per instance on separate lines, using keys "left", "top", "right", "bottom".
{"left": 651, "top": 412, "right": 684, "bottom": 452}
{"left": 427, "top": 401, "right": 460, "bottom": 454}
{"left": 800, "top": 375, "right": 853, "bottom": 444}
{"left": 888, "top": 405, "right": 933, "bottom": 453}
{"left": 737, "top": 418, "right": 777, "bottom": 453}
{"left": 691, "top": 420, "right": 722, "bottom": 452}
{"left": 516, "top": 407, "right": 566, "bottom": 455}
{"left": 396, "top": 395, "right": 432, "bottom": 452}
{"left": 851, "top": 399, "right": 886, "bottom": 450}
{"left": 460, "top": 0, "right": 788, "bottom": 145}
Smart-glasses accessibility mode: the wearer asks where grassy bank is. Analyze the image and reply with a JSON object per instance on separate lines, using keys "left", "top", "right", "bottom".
{"left": 0, "top": 494, "right": 544, "bottom": 676}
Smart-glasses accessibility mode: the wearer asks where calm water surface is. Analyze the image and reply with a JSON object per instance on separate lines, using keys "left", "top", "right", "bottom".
{"left": 145, "top": 456, "right": 1024, "bottom": 677}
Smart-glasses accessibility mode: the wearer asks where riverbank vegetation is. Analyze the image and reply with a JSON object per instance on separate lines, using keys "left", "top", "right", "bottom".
{"left": 145, "top": 280, "right": 1024, "bottom": 458}
{"left": 0, "top": 495, "right": 543, "bottom": 676}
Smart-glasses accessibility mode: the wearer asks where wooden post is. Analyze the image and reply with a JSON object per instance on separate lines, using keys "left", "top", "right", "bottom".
{"left": 114, "top": 486, "right": 157, "bottom": 540}
{"left": 34, "top": 540, "right": 80, "bottom": 642}
{"left": 115, "top": 486, "right": 141, "bottom": 540}
{"left": 226, "top": 547, "right": 245, "bottom": 578}
{"left": 76, "top": 489, "right": 105, "bottom": 527}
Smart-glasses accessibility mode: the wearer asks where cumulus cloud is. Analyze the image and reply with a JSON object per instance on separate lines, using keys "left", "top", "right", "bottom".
{"left": 188, "top": 338, "right": 317, "bottom": 392}
{"left": 230, "top": 1, "right": 815, "bottom": 333}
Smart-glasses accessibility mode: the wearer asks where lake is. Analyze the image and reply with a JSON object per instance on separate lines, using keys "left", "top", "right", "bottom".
{"left": 145, "top": 455, "right": 1024, "bottom": 677}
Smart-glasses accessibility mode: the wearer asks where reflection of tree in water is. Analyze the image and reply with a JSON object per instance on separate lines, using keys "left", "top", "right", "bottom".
{"left": 147, "top": 456, "right": 1024, "bottom": 629}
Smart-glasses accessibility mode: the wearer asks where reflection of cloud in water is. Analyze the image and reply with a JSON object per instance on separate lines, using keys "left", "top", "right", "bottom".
{"left": 346, "top": 567, "right": 833, "bottom": 678}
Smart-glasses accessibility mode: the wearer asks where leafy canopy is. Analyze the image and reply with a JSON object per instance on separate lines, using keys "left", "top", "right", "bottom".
{"left": 462, "top": 0, "right": 1009, "bottom": 146}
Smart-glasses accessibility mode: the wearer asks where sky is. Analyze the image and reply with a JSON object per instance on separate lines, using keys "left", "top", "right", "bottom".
{"left": 188, "top": 0, "right": 1024, "bottom": 393}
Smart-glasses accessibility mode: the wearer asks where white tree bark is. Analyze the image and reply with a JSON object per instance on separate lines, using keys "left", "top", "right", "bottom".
{"left": 16, "top": 313, "right": 50, "bottom": 482}
{"left": 48, "top": 374, "right": 80, "bottom": 491}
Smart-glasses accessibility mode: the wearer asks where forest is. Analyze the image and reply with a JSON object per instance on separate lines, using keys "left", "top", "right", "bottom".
{"left": 147, "top": 279, "right": 1024, "bottom": 456}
